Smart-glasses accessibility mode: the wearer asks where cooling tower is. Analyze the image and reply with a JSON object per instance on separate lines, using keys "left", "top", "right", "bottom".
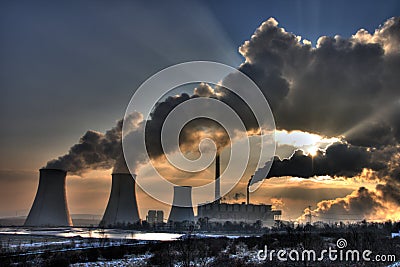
{"left": 168, "top": 186, "right": 194, "bottom": 222}
{"left": 25, "top": 169, "right": 73, "bottom": 227}
{"left": 100, "top": 173, "right": 140, "bottom": 227}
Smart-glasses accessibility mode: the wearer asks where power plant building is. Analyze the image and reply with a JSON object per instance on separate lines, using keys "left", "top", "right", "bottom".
{"left": 196, "top": 155, "right": 282, "bottom": 227}
{"left": 156, "top": 210, "right": 164, "bottom": 223}
{"left": 146, "top": 210, "right": 164, "bottom": 224}
{"left": 197, "top": 202, "right": 281, "bottom": 226}
{"left": 147, "top": 210, "right": 157, "bottom": 224}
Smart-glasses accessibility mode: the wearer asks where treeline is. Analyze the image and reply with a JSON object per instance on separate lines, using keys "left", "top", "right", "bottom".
{"left": 101, "top": 219, "right": 400, "bottom": 235}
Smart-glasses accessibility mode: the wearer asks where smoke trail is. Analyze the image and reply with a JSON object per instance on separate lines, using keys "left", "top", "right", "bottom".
{"left": 45, "top": 83, "right": 256, "bottom": 174}
{"left": 45, "top": 112, "right": 144, "bottom": 174}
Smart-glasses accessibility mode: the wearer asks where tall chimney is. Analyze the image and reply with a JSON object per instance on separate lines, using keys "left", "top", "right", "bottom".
{"left": 168, "top": 186, "right": 194, "bottom": 222}
{"left": 215, "top": 153, "right": 221, "bottom": 203}
{"left": 100, "top": 173, "right": 140, "bottom": 227}
{"left": 247, "top": 176, "right": 253, "bottom": 205}
{"left": 25, "top": 169, "right": 73, "bottom": 227}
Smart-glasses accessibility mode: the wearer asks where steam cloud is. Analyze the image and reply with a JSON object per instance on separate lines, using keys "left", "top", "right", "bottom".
{"left": 303, "top": 187, "right": 384, "bottom": 222}
{"left": 45, "top": 83, "right": 243, "bottom": 174}
{"left": 46, "top": 112, "right": 145, "bottom": 174}
{"left": 46, "top": 121, "right": 124, "bottom": 174}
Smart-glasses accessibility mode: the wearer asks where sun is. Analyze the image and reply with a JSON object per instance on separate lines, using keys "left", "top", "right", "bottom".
{"left": 308, "top": 146, "right": 318, "bottom": 157}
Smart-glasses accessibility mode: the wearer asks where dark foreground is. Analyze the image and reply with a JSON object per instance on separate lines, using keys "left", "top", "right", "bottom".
{"left": 1, "top": 223, "right": 400, "bottom": 266}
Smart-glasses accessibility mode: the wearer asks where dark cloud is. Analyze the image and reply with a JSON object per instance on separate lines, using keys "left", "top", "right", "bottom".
{"left": 143, "top": 80, "right": 265, "bottom": 160}
{"left": 237, "top": 17, "right": 400, "bottom": 213}
{"left": 346, "top": 121, "right": 395, "bottom": 148}
{"left": 377, "top": 182, "right": 400, "bottom": 205}
{"left": 266, "top": 187, "right": 354, "bottom": 202}
{"left": 249, "top": 143, "right": 384, "bottom": 185}
{"left": 143, "top": 91, "right": 231, "bottom": 158}
{"left": 308, "top": 187, "right": 385, "bottom": 222}
{"left": 373, "top": 147, "right": 400, "bottom": 206}
{"left": 237, "top": 17, "right": 400, "bottom": 147}
{"left": 371, "top": 145, "right": 400, "bottom": 182}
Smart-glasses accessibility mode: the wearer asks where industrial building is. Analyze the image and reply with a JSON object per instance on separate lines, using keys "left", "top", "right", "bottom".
{"left": 146, "top": 210, "right": 164, "bottom": 224}
{"left": 25, "top": 168, "right": 73, "bottom": 227}
{"left": 197, "top": 202, "right": 281, "bottom": 226}
{"left": 196, "top": 154, "right": 282, "bottom": 227}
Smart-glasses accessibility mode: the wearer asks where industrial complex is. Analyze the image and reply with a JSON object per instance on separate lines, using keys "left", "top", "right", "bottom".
{"left": 24, "top": 154, "right": 281, "bottom": 227}
{"left": 197, "top": 202, "right": 281, "bottom": 227}
{"left": 196, "top": 153, "right": 282, "bottom": 227}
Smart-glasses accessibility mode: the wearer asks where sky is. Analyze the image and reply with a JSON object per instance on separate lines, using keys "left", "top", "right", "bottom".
{"left": 1, "top": 0, "right": 400, "bottom": 222}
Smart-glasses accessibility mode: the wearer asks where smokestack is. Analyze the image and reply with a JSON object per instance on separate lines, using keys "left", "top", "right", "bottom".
{"left": 25, "top": 169, "right": 72, "bottom": 227}
{"left": 100, "top": 173, "right": 140, "bottom": 227}
{"left": 168, "top": 186, "right": 194, "bottom": 222}
{"left": 247, "top": 175, "right": 253, "bottom": 205}
{"left": 215, "top": 153, "right": 221, "bottom": 203}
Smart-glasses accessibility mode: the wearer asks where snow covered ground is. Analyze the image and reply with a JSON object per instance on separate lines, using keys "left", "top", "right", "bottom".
{"left": 70, "top": 253, "right": 153, "bottom": 267}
